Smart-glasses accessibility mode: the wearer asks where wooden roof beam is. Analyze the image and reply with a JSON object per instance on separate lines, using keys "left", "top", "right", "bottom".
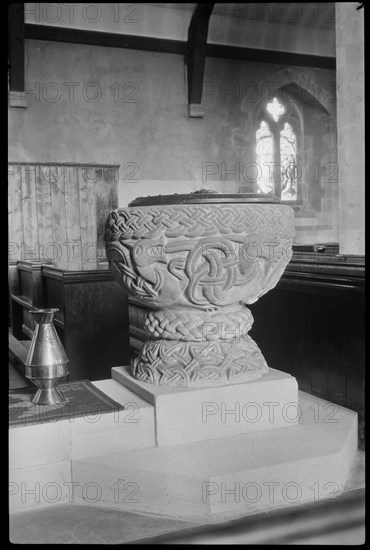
{"left": 186, "top": 3, "right": 214, "bottom": 118}
{"left": 8, "top": 4, "right": 26, "bottom": 108}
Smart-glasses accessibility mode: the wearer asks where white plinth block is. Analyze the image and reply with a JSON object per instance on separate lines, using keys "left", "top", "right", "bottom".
{"left": 112, "top": 365, "right": 299, "bottom": 446}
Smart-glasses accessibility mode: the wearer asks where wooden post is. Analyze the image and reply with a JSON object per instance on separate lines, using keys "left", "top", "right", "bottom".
{"left": 187, "top": 3, "right": 214, "bottom": 118}
{"left": 8, "top": 4, "right": 25, "bottom": 92}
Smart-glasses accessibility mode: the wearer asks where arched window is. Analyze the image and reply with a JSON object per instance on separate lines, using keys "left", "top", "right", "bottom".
{"left": 256, "top": 97, "right": 299, "bottom": 202}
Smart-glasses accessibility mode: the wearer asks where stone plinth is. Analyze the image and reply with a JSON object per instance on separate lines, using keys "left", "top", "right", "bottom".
{"left": 9, "top": 374, "right": 359, "bottom": 520}
{"left": 105, "top": 194, "right": 295, "bottom": 386}
{"left": 9, "top": 379, "right": 155, "bottom": 512}
{"left": 112, "top": 365, "right": 299, "bottom": 446}
{"left": 70, "top": 391, "right": 358, "bottom": 521}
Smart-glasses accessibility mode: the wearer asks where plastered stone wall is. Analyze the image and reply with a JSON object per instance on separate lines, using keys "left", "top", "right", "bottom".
{"left": 335, "top": 3, "right": 365, "bottom": 256}
{"left": 9, "top": 39, "right": 337, "bottom": 247}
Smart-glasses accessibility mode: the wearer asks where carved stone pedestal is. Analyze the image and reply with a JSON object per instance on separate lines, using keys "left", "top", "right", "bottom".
{"left": 128, "top": 301, "right": 268, "bottom": 385}
{"left": 105, "top": 193, "right": 295, "bottom": 386}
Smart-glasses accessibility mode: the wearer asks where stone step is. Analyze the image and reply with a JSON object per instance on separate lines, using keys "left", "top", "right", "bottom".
{"left": 9, "top": 379, "right": 157, "bottom": 512}
{"left": 69, "top": 391, "right": 357, "bottom": 521}
{"left": 9, "top": 376, "right": 358, "bottom": 519}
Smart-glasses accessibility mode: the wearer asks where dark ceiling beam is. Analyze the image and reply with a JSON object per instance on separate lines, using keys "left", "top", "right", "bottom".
{"left": 25, "top": 24, "right": 187, "bottom": 55}
{"left": 206, "top": 44, "right": 336, "bottom": 70}
{"left": 8, "top": 4, "right": 25, "bottom": 92}
{"left": 24, "top": 24, "right": 335, "bottom": 70}
{"left": 186, "top": 3, "right": 215, "bottom": 118}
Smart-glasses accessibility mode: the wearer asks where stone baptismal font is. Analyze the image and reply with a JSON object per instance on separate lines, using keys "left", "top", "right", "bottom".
{"left": 105, "top": 190, "right": 295, "bottom": 386}
{"left": 9, "top": 190, "right": 358, "bottom": 522}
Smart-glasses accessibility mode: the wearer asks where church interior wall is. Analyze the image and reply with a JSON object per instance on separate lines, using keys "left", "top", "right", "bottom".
{"left": 9, "top": 38, "right": 338, "bottom": 246}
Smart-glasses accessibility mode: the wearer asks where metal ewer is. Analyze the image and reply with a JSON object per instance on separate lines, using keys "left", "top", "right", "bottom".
{"left": 25, "top": 308, "right": 69, "bottom": 405}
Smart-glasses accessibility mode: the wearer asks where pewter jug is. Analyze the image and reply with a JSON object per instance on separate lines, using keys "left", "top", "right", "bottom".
{"left": 25, "top": 308, "right": 69, "bottom": 405}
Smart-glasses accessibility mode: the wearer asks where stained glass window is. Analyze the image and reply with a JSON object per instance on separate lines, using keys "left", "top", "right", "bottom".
{"left": 280, "top": 122, "right": 297, "bottom": 201}
{"left": 256, "top": 121, "right": 274, "bottom": 194}
{"left": 266, "top": 97, "right": 285, "bottom": 122}
{"left": 255, "top": 100, "right": 298, "bottom": 201}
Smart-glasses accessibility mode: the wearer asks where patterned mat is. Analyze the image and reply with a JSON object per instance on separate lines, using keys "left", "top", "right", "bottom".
{"left": 9, "top": 380, "right": 124, "bottom": 426}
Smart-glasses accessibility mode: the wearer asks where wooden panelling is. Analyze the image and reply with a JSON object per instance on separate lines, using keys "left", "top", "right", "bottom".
{"left": 42, "top": 266, "right": 130, "bottom": 381}
{"left": 35, "top": 165, "right": 53, "bottom": 260}
{"left": 8, "top": 163, "right": 119, "bottom": 268}
{"left": 309, "top": 296, "right": 329, "bottom": 399}
{"left": 21, "top": 165, "right": 38, "bottom": 260}
{"left": 249, "top": 257, "right": 365, "bottom": 448}
{"left": 50, "top": 165, "right": 68, "bottom": 267}
{"left": 8, "top": 167, "right": 24, "bottom": 261}
{"left": 79, "top": 166, "right": 97, "bottom": 270}
{"left": 96, "top": 167, "right": 119, "bottom": 256}
{"left": 64, "top": 166, "right": 82, "bottom": 270}
{"left": 10, "top": 263, "right": 130, "bottom": 381}
{"left": 10, "top": 260, "right": 49, "bottom": 339}
{"left": 250, "top": 291, "right": 312, "bottom": 393}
